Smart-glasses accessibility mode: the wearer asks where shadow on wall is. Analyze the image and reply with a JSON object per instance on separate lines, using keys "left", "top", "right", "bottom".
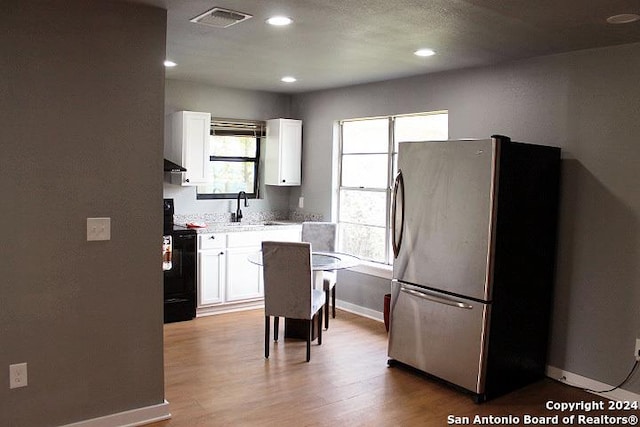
{"left": 549, "top": 158, "right": 639, "bottom": 384}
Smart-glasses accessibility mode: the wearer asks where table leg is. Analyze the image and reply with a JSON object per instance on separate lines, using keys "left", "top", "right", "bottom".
{"left": 285, "top": 315, "right": 319, "bottom": 341}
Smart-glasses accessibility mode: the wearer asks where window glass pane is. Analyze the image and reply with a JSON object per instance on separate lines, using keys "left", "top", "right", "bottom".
{"left": 209, "top": 135, "right": 257, "bottom": 157}
{"left": 395, "top": 113, "right": 449, "bottom": 149}
{"left": 342, "top": 119, "right": 389, "bottom": 153}
{"left": 341, "top": 154, "right": 388, "bottom": 188}
{"left": 339, "top": 189, "right": 386, "bottom": 227}
{"left": 197, "top": 161, "right": 255, "bottom": 194}
{"left": 339, "top": 224, "right": 386, "bottom": 263}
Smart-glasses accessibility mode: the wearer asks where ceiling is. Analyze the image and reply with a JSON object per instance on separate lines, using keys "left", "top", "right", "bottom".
{"left": 132, "top": 0, "right": 640, "bottom": 93}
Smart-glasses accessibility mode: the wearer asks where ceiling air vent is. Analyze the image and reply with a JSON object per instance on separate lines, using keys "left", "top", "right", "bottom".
{"left": 190, "top": 7, "right": 253, "bottom": 28}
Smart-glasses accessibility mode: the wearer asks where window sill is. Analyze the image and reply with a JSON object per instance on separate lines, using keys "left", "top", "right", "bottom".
{"left": 347, "top": 261, "right": 393, "bottom": 280}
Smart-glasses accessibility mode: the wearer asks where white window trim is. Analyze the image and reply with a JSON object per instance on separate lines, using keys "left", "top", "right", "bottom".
{"left": 348, "top": 261, "right": 393, "bottom": 280}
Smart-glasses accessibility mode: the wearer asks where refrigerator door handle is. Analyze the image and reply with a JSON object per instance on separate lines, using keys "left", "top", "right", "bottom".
{"left": 391, "top": 170, "right": 405, "bottom": 258}
{"left": 400, "top": 285, "right": 474, "bottom": 310}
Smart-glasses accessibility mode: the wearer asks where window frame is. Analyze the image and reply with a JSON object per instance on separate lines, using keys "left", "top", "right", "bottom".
{"left": 337, "top": 117, "right": 393, "bottom": 264}
{"left": 196, "top": 119, "right": 264, "bottom": 200}
{"left": 337, "top": 111, "right": 448, "bottom": 265}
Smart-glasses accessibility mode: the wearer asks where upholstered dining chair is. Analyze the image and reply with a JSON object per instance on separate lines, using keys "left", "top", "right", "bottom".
{"left": 262, "top": 241, "right": 325, "bottom": 362}
{"left": 301, "top": 222, "right": 338, "bottom": 330}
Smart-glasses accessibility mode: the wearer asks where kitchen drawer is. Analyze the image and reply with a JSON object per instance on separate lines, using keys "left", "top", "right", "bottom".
{"left": 227, "top": 228, "right": 301, "bottom": 248}
{"left": 261, "top": 228, "right": 301, "bottom": 243}
{"left": 199, "top": 233, "right": 226, "bottom": 250}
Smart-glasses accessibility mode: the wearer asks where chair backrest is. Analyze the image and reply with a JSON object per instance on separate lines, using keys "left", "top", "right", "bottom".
{"left": 301, "top": 222, "right": 337, "bottom": 252}
{"left": 262, "top": 241, "right": 314, "bottom": 320}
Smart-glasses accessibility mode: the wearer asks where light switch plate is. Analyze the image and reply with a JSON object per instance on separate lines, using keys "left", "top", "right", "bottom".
{"left": 87, "top": 217, "right": 111, "bottom": 241}
{"left": 9, "top": 363, "right": 28, "bottom": 389}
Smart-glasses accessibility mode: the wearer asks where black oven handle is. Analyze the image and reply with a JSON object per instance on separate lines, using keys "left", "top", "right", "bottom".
{"left": 174, "top": 234, "right": 196, "bottom": 240}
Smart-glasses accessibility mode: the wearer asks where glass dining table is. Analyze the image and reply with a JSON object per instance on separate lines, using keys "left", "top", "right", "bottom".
{"left": 248, "top": 250, "right": 360, "bottom": 271}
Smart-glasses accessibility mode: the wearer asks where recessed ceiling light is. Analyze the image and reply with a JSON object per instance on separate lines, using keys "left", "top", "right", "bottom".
{"left": 606, "top": 13, "right": 640, "bottom": 24}
{"left": 281, "top": 76, "right": 297, "bottom": 83}
{"left": 164, "top": 60, "right": 177, "bottom": 67}
{"left": 266, "top": 16, "right": 293, "bottom": 26}
{"left": 414, "top": 48, "right": 436, "bottom": 57}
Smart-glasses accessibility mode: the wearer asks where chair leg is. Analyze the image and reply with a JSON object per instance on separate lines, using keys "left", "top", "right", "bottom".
{"left": 317, "top": 308, "right": 323, "bottom": 346}
{"left": 332, "top": 286, "right": 336, "bottom": 318}
{"left": 306, "top": 319, "right": 312, "bottom": 362}
{"left": 274, "top": 316, "right": 279, "bottom": 342}
{"left": 265, "top": 316, "right": 270, "bottom": 359}
{"left": 324, "top": 290, "right": 330, "bottom": 330}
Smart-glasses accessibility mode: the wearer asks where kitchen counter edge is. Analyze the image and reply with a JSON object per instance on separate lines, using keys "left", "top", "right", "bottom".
{"left": 191, "top": 221, "right": 302, "bottom": 234}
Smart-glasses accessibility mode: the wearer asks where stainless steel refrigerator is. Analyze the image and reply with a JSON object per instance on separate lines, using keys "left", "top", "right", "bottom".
{"left": 387, "top": 135, "right": 561, "bottom": 402}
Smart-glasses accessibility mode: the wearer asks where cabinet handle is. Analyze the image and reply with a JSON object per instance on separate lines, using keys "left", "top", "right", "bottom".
{"left": 209, "top": 236, "right": 215, "bottom": 240}
{"left": 282, "top": 179, "right": 286, "bottom": 183}
{"left": 219, "top": 251, "right": 224, "bottom": 255}
{"left": 185, "top": 178, "right": 190, "bottom": 183}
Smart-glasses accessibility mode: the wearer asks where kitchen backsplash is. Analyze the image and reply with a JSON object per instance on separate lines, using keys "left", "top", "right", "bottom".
{"left": 174, "top": 210, "right": 323, "bottom": 226}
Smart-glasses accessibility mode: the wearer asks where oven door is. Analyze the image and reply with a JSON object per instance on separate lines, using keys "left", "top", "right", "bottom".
{"left": 164, "top": 231, "right": 196, "bottom": 322}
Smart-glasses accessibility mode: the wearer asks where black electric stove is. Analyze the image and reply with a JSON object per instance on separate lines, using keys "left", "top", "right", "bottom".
{"left": 163, "top": 199, "right": 197, "bottom": 323}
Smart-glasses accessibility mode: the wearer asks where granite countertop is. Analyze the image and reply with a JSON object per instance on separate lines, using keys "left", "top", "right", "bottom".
{"left": 181, "top": 220, "right": 302, "bottom": 234}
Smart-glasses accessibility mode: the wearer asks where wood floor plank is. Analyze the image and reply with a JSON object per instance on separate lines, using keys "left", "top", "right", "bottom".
{"left": 151, "top": 309, "right": 632, "bottom": 426}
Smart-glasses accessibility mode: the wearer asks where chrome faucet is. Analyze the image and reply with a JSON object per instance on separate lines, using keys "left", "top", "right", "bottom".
{"left": 232, "top": 191, "right": 248, "bottom": 222}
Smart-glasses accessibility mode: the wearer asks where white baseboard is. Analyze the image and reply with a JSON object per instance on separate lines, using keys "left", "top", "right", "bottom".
{"left": 61, "top": 400, "right": 170, "bottom": 427}
{"left": 335, "top": 299, "right": 384, "bottom": 322}
{"left": 197, "top": 300, "right": 263, "bottom": 317}
{"left": 197, "top": 299, "right": 385, "bottom": 323}
{"left": 546, "top": 365, "right": 640, "bottom": 402}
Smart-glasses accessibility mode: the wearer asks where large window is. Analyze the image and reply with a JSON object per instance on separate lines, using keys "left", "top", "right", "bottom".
{"left": 337, "top": 111, "right": 448, "bottom": 264}
{"left": 197, "top": 119, "right": 264, "bottom": 199}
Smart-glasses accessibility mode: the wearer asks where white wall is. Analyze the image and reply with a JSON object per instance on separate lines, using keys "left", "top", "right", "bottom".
{"left": 291, "top": 42, "right": 640, "bottom": 393}
{"left": 1, "top": 1, "right": 167, "bottom": 425}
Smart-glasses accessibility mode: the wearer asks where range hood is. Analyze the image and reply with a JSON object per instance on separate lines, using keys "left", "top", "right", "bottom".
{"left": 164, "top": 159, "right": 187, "bottom": 172}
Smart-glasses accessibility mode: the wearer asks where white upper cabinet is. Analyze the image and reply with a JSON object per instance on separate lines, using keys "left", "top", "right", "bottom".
{"left": 265, "top": 118, "right": 302, "bottom": 186}
{"left": 167, "top": 111, "right": 212, "bottom": 186}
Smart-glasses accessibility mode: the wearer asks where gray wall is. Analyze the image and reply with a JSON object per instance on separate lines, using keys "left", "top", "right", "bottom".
{"left": 1, "top": 1, "right": 167, "bottom": 425}
{"left": 291, "top": 43, "right": 640, "bottom": 393}
{"left": 163, "top": 79, "right": 293, "bottom": 217}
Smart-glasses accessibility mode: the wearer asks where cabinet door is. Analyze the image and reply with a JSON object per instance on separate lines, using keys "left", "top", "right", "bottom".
{"left": 226, "top": 246, "right": 263, "bottom": 302}
{"left": 265, "top": 119, "right": 301, "bottom": 186}
{"left": 199, "top": 250, "right": 225, "bottom": 306}
{"left": 279, "top": 119, "right": 302, "bottom": 185}
{"left": 173, "top": 111, "right": 211, "bottom": 186}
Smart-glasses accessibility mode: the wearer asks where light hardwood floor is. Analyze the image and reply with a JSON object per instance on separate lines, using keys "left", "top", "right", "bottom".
{"left": 151, "top": 309, "right": 624, "bottom": 426}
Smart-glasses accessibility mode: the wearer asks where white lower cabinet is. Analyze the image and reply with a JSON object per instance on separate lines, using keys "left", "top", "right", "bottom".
{"left": 198, "top": 233, "right": 227, "bottom": 306}
{"left": 197, "top": 226, "right": 301, "bottom": 315}
{"left": 225, "top": 247, "right": 263, "bottom": 302}
{"left": 199, "top": 250, "right": 225, "bottom": 305}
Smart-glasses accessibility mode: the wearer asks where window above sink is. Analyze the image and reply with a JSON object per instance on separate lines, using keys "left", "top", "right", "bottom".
{"left": 196, "top": 118, "right": 265, "bottom": 200}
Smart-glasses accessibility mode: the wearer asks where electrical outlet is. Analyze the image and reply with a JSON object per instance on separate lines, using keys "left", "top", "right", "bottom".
{"left": 635, "top": 338, "right": 640, "bottom": 361}
{"left": 9, "top": 363, "right": 28, "bottom": 389}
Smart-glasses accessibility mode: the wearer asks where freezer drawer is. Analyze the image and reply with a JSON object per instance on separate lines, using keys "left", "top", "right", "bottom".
{"left": 388, "top": 280, "right": 490, "bottom": 394}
